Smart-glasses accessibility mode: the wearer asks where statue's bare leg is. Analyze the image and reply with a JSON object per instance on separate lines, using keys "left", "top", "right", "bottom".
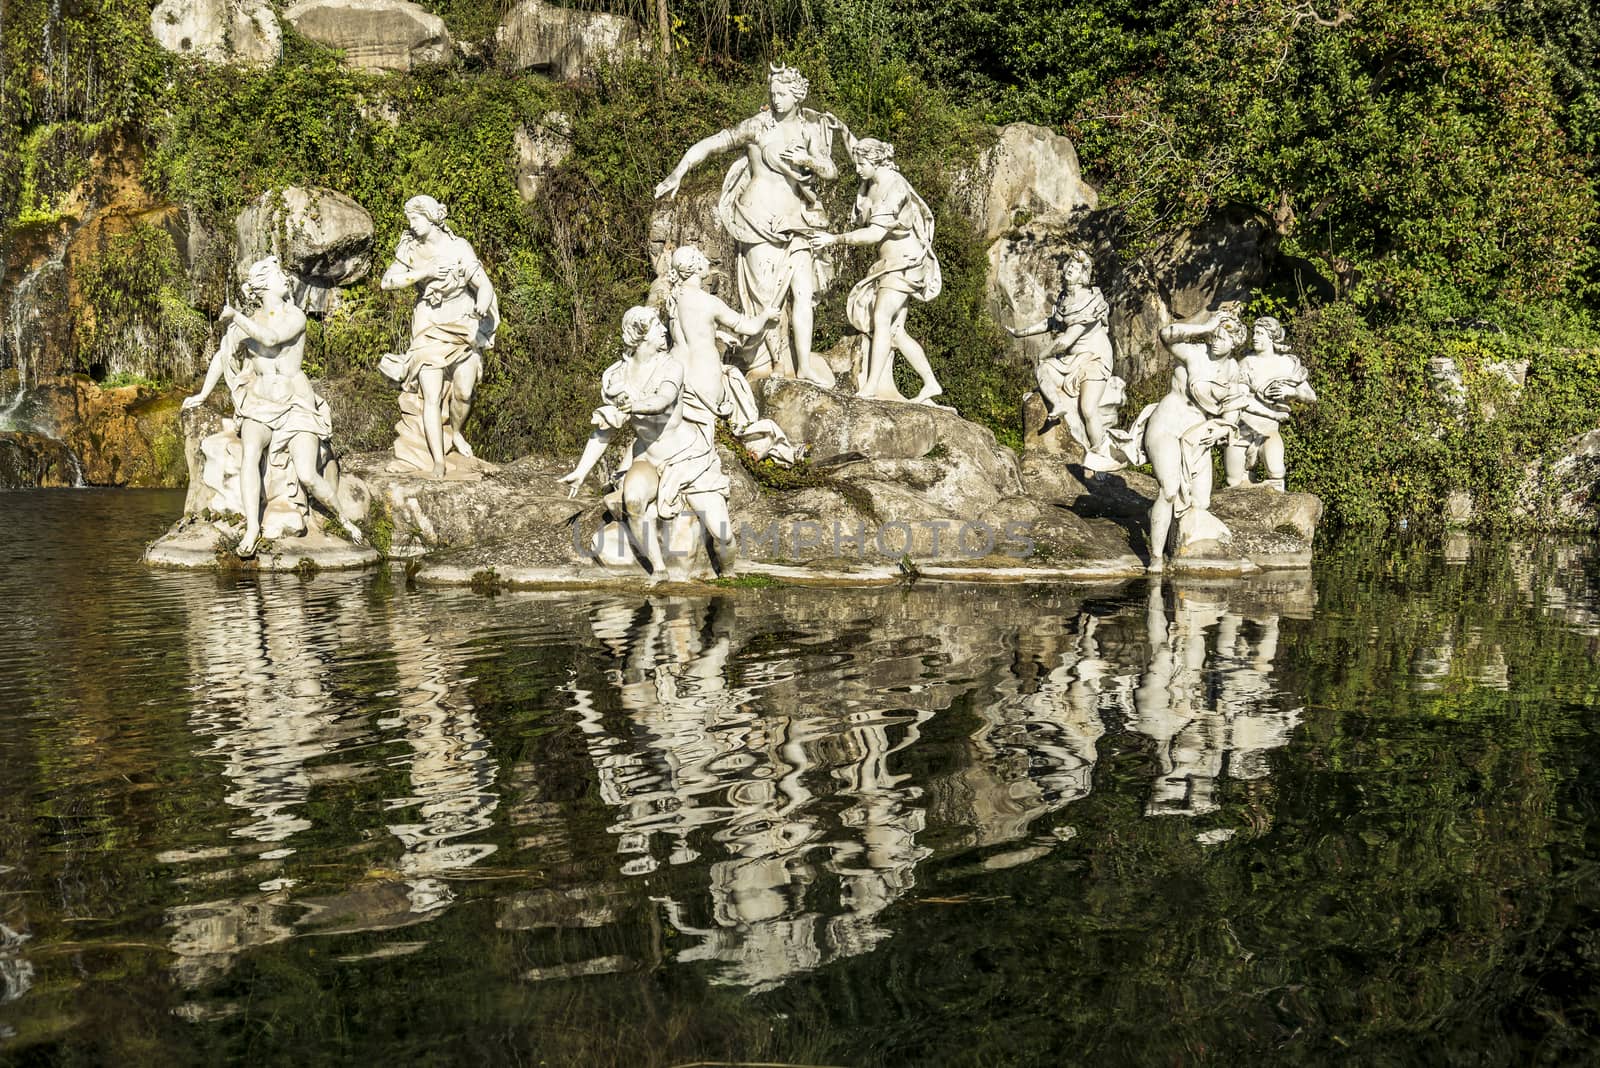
{"left": 1036, "top": 362, "right": 1069, "bottom": 419}
{"left": 859, "top": 289, "right": 909, "bottom": 402}
{"left": 689, "top": 492, "right": 735, "bottom": 573}
{"left": 1262, "top": 434, "right": 1287, "bottom": 491}
{"left": 1223, "top": 441, "right": 1249, "bottom": 488}
{"left": 288, "top": 432, "right": 364, "bottom": 541}
{"left": 448, "top": 356, "right": 480, "bottom": 459}
{"left": 788, "top": 258, "right": 826, "bottom": 385}
{"left": 892, "top": 306, "right": 943, "bottom": 404}
{"left": 1146, "top": 430, "right": 1184, "bottom": 572}
{"left": 238, "top": 418, "right": 272, "bottom": 557}
{"left": 1080, "top": 378, "right": 1110, "bottom": 452}
{"left": 621, "top": 462, "right": 667, "bottom": 578}
{"left": 417, "top": 366, "right": 448, "bottom": 478}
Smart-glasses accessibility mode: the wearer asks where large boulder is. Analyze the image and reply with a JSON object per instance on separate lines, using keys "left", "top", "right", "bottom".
{"left": 952, "top": 123, "right": 1098, "bottom": 244}
{"left": 512, "top": 112, "right": 573, "bottom": 203}
{"left": 234, "top": 187, "right": 375, "bottom": 314}
{"left": 284, "top": 0, "right": 452, "bottom": 71}
{"left": 149, "top": 0, "right": 281, "bottom": 66}
{"left": 497, "top": 0, "right": 641, "bottom": 80}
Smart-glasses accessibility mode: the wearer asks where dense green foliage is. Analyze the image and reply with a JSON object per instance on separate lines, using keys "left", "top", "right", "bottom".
{"left": 4, "top": 0, "right": 1600, "bottom": 525}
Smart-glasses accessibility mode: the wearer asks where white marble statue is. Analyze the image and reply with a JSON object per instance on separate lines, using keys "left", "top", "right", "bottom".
{"left": 1109, "top": 304, "right": 1256, "bottom": 572}
{"left": 654, "top": 64, "right": 847, "bottom": 385}
{"left": 182, "top": 256, "right": 366, "bottom": 556}
{"left": 560, "top": 306, "right": 735, "bottom": 580}
{"left": 811, "top": 138, "right": 944, "bottom": 404}
{"left": 1006, "top": 249, "right": 1123, "bottom": 463}
{"left": 1224, "top": 315, "right": 1317, "bottom": 491}
{"left": 378, "top": 195, "right": 499, "bottom": 479}
{"left": 664, "top": 245, "right": 804, "bottom": 466}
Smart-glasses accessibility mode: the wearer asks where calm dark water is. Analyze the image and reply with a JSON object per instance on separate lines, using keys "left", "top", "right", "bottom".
{"left": 3, "top": 490, "right": 1600, "bottom": 1065}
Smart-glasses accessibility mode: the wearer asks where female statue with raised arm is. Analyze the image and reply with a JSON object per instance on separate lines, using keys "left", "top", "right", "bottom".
{"left": 1224, "top": 316, "right": 1317, "bottom": 491}
{"left": 560, "top": 306, "right": 735, "bottom": 581}
{"left": 810, "top": 138, "right": 944, "bottom": 404}
{"left": 654, "top": 64, "right": 846, "bottom": 385}
{"left": 1007, "top": 249, "right": 1121, "bottom": 463}
{"left": 1140, "top": 305, "right": 1252, "bottom": 572}
{"left": 182, "top": 256, "right": 365, "bottom": 556}
{"left": 379, "top": 195, "right": 499, "bottom": 479}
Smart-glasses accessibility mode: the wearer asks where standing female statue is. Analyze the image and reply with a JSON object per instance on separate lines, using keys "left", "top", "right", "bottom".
{"left": 183, "top": 256, "right": 365, "bottom": 556}
{"left": 1139, "top": 306, "right": 1251, "bottom": 572}
{"left": 1006, "top": 249, "right": 1121, "bottom": 461}
{"left": 810, "top": 138, "right": 944, "bottom": 404}
{"left": 379, "top": 195, "right": 499, "bottom": 479}
{"left": 654, "top": 65, "right": 846, "bottom": 385}
{"left": 1224, "top": 316, "right": 1317, "bottom": 491}
{"left": 560, "top": 306, "right": 735, "bottom": 580}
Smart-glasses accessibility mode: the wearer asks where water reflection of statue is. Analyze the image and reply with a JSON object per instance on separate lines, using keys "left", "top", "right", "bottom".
{"left": 182, "top": 256, "right": 367, "bottom": 557}
{"left": 570, "top": 596, "right": 929, "bottom": 990}
{"left": 1129, "top": 582, "right": 1304, "bottom": 819}
{"left": 811, "top": 138, "right": 944, "bottom": 404}
{"left": 379, "top": 195, "right": 499, "bottom": 479}
{"left": 655, "top": 65, "right": 847, "bottom": 385}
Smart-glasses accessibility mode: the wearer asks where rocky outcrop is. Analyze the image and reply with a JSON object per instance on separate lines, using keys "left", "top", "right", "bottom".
{"left": 0, "top": 432, "right": 80, "bottom": 489}
{"left": 234, "top": 187, "right": 375, "bottom": 313}
{"left": 953, "top": 123, "right": 1098, "bottom": 244}
{"left": 149, "top": 0, "right": 281, "bottom": 66}
{"left": 2, "top": 375, "right": 188, "bottom": 488}
{"left": 497, "top": 0, "right": 641, "bottom": 80}
{"left": 646, "top": 185, "right": 735, "bottom": 304}
{"left": 512, "top": 112, "right": 573, "bottom": 203}
{"left": 284, "top": 0, "right": 452, "bottom": 71}
{"left": 1517, "top": 428, "right": 1600, "bottom": 529}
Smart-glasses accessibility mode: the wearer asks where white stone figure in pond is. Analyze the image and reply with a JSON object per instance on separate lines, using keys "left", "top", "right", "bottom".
{"left": 182, "top": 256, "right": 366, "bottom": 556}
{"left": 654, "top": 64, "right": 847, "bottom": 385}
{"left": 560, "top": 306, "right": 734, "bottom": 580}
{"left": 811, "top": 138, "right": 944, "bottom": 405}
{"left": 1224, "top": 315, "right": 1317, "bottom": 491}
{"left": 378, "top": 195, "right": 499, "bottom": 479}
{"left": 1108, "top": 304, "right": 1259, "bottom": 572}
{"left": 664, "top": 245, "right": 804, "bottom": 466}
{"left": 1006, "top": 249, "right": 1124, "bottom": 465}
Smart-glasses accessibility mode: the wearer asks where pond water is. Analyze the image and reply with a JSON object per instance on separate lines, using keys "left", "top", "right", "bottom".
{"left": 3, "top": 490, "right": 1600, "bottom": 1065}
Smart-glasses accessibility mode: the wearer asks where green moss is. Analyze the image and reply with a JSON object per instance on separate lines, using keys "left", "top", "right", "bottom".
{"left": 469, "top": 567, "right": 503, "bottom": 595}
{"left": 365, "top": 498, "right": 396, "bottom": 557}
{"left": 710, "top": 573, "right": 785, "bottom": 589}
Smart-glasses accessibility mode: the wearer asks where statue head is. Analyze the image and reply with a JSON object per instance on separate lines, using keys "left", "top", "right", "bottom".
{"left": 241, "top": 256, "right": 291, "bottom": 304}
{"left": 1213, "top": 303, "right": 1247, "bottom": 354}
{"left": 850, "top": 138, "right": 896, "bottom": 177}
{"left": 667, "top": 245, "right": 710, "bottom": 287}
{"left": 403, "top": 195, "right": 451, "bottom": 236}
{"left": 1251, "top": 315, "right": 1286, "bottom": 352}
{"left": 1063, "top": 248, "right": 1094, "bottom": 286}
{"left": 767, "top": 64, "right": 809, "bottom": 113}
{"left": 621, "top": 305, "right": 666, "bottom": 354}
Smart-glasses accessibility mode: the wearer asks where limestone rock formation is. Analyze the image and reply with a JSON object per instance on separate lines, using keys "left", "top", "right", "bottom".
{"left": 0, "top": 432, "right": 80, "bottom": 489}
{"left": 512, "top": 112, "right": 573, "bottom": 203}
{"left": 284, "top": 0, "right": 452, "bottom": 72}
{"left": 953, "top": 123, "right": 1098, "bottom": 244}
{"left": 1517, "top": 428, "right": 1600, "bottom": 529}
{"left": 234, "top": 188, "right": 375, "bottom": 313}
{"left": 497, "top": 0, "right": 641, "bottom": 80}
{"left": 646, "top": 186, "right": 735, "bottom": 305}
{"left": 21, "top": 376, "right": 187, "bottom": 487}
{"left": 149, "top": 0, "right": 281, "bottom": 66}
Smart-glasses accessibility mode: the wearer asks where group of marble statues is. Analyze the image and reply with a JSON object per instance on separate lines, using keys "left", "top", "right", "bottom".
{"left": 176, "top": 62, "right": 1316, "bottom": 577}
{"left": 654, "top": 64, "right": 945, "bottom": 405}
